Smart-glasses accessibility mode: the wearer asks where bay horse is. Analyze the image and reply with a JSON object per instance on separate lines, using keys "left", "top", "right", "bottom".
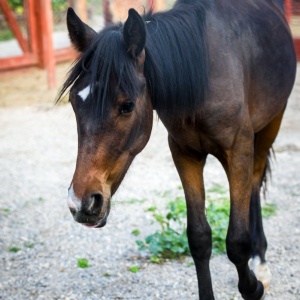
{"left": 59, "top": 0, "right": 296, "bottom": 299}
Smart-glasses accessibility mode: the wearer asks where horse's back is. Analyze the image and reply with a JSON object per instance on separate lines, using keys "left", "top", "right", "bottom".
{"left": 206, "top": 0, "right": 296, "bottom": 132}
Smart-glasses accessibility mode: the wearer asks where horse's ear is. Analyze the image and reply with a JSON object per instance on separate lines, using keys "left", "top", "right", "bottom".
{"left": 67, "top": 7, "right": 97, "bottom": 52}
{"left": 123, "top": 9, "right": 146, "bottom": 59}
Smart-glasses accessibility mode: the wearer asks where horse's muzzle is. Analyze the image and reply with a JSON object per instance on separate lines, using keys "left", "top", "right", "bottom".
{"left": 67, "top": 185, "right": 110, "bottom": 228}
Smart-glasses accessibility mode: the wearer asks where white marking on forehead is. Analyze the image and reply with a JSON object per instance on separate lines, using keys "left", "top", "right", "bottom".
{"left": 77, "top": 85, "right": 91, "bottom": 102}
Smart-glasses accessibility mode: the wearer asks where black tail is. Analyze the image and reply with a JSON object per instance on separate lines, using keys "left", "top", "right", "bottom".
{"left": 261, "top": 147, "right": 275, "bottom": 197}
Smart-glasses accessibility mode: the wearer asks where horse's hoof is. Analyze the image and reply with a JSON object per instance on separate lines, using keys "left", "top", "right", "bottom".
{"left": 241, "top": 280, "right": 264, "bottom": 300}
{"left": 249, "top": 256, "right": 272, "bottom": 291}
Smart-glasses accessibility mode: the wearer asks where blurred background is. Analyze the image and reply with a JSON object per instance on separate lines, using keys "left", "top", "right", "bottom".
{"left": 0, "top": 0, "right": 176, "bottom": 91}
{"left": 0, "top": 0, "right": 299, "bottom": 92}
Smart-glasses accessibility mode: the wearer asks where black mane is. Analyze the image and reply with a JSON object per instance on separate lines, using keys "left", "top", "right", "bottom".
{"left": 59, "top": 0, "right": 210, "bottom": 119}
{"left": 144, "top": 1, "right": 209, "bottom": 116}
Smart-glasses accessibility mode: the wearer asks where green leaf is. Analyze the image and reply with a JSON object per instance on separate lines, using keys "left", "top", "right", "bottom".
{"left": 154, "top": 214, "right": 166, "bottom": 224}
{"left": 261, "top": 203, "right": 277, "bottom": 218}
{"left": 131, "top": 229, "right": 140, "bottom": 236}
{"left": 150, "top": 255, "right": 161, "bottom": 263}
{"left": 129, "top": 265, "right": 140, "bottom": 273}
{"left": 24, "top": 242, "right": 35, "bottom": 249}
{"left": 136, "top": 240, "right": 146, "bottom": 250}
{"left": 9, "top": 247, "right": 21, "bottom": 253}
{"left": 146, "top": 206, "right": 157, "bottom": 212}
{"left": 77, "top": 258, "right": 90, "bottom": 268}
{"left": 134, "top": 185, "right": 278, "bottom": 262}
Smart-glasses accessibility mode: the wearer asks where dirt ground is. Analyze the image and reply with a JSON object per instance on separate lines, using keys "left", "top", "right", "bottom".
{"left": 0, "top": 62, "right": 299, "bottom": 300}
{"left": 0, "top": 63, "right": 71, "bottom": 108}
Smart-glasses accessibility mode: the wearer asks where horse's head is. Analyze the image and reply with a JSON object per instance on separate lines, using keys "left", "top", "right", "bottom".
{"left": 64, "top": 8, "right": 153, "bottom": 228}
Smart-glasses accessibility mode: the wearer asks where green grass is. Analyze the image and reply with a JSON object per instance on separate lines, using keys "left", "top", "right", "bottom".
{"left": 129, "top": 265, "right": 140, "bottom": 273}
{"left": 135, "top": 184, "right": 277, "bottom": 261}
{"left": 136, "top": 196, "right": 190, "bottom": 262}
{"left": 131, "top": 229, "right": 141, "bottom": 236}
{"left": 23, "top": 196, "right": 46, "bottom": 207}
{"left": 261, "top": 203, "right": 277, "bottom": 218}
{"left": 77, "top": 258, "right": 90, "bottom": 268}
{"left": 119, "top": 198, "right": 147, "bottom": 204}
{"left": 9, "top": 247, "right": 21, "bottom": 253}
{"left": 24, "top": 242, "right": 35, "bottom": 249}
{"left": 0, "top": 29, "right": 14, "bottom": 41}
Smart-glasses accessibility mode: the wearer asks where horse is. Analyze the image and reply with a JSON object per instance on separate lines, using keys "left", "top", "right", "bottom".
{"left": 58, "top": 0, "right": 296, "bottom": 299}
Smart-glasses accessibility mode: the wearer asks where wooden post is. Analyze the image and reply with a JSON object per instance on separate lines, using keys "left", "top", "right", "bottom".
{"left": 35, "top": 0, "right": 56, "bottom": 89}
{"left": 0, "top": 0, "right": 29, "bottom": 53}
{"left": 154, "top": 0, "right": 166, "bottom": 11}
{"left": 147, "top": 0, "right": 154, "bottom": 11}
{"left": 147, "top": 0, "right": 166, "bottom": 12}
{"left": 25, "top": 0, "right": 38, "bottom": 54}
{"left": 70, "top": 0, "right": 87, "bottom": 22}
{"left": 103, "top": 0, "right": 112, "bottom": 25}
{"left": 285, "top": 0, "right": 292, "bottom": 23}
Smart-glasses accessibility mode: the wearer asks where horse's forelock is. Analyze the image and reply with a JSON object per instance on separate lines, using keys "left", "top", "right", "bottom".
{"left": 58, "top": 25, "right": 143, "bottom": 119}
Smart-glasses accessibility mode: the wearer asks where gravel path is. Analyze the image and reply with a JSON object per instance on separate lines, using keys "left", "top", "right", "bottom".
{"left": 0, "top": 65, "right": 299, "bottom": 300}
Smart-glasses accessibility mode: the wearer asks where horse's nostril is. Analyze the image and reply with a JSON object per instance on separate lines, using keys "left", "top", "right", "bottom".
{"left": 89, "top": 193, "right": 103, "bottom": 215}
{"left": 69, "top": 207, "right": 76, "bottom": 215}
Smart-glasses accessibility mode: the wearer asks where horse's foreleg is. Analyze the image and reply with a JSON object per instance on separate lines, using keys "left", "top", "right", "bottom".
{"left": 219, "top": 132, "right": 265, "bottom": 300}
{"left": 168, "top": 136, "right": 214, "bottom": 300}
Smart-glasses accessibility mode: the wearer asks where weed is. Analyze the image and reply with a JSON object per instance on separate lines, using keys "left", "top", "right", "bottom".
{"left": 24, "top": 196, "right": 45, "bottom": 207}
{"left": 24, "top": 242, "right": 35, "bottom": 249}
{"left": 146, "top": 206, "right": 157, "bottom": 212}
{"left": 77, "top": 258, "right": 90, "bottom": 268}
{"left": 261, "top": 203, "right": 277, "bottom": 218}
{"left": 135, "top": 184, "right": 277, "bottom": 261}
{"left": 206, "top": 200, "right": 230, "bottom": 254}
{"left": 136, "top": 196, "right": 190, "bottom": 262}
{"left": 129, "top": 265, "right": 140, "bottom": 273}
{"left": 9, "top": 247, "right": 21, "bottom": 253}
{"left": 131, "top": 229, "right": 141, "bottom": 236}
{"left": 128, "top": 198, "right": 146, "bottom": 204}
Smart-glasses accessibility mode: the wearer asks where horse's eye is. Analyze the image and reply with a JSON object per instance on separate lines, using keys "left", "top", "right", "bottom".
{"left": 119, "top": 101, "right": 135, "bottom": 114}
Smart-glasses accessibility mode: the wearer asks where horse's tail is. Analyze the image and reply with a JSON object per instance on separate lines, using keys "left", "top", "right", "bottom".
{"left": 261, "top": 147, "right": 275, "bottom": 197}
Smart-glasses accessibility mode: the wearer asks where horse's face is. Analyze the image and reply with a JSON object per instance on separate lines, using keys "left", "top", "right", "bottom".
{"left": 65, "top": 8, "right": 152, "bottom": 228}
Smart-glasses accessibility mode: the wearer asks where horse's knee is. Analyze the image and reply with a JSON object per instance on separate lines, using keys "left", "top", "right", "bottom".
{"left": 187, "top": 221, "right": 212, "bottom": 260}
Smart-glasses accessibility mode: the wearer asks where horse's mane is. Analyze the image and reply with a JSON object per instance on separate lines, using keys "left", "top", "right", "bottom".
{"left": 144, "top": 1, "right": 209, "bottom": 117}
{"left": 58, "top": 0, "right": 210, "bottom": 120}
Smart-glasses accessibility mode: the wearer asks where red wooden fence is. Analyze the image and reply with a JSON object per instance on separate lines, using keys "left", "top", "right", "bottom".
{"left": 0, "top": 0, "right": 77, "bottom": 88}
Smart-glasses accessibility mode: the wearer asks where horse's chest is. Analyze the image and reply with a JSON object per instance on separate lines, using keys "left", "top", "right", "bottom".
{"left": 161, "top": 109, "right": 246, "bottom": 158}
{"left": 164, "top": 123, "right": 231, "bottom": 158}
